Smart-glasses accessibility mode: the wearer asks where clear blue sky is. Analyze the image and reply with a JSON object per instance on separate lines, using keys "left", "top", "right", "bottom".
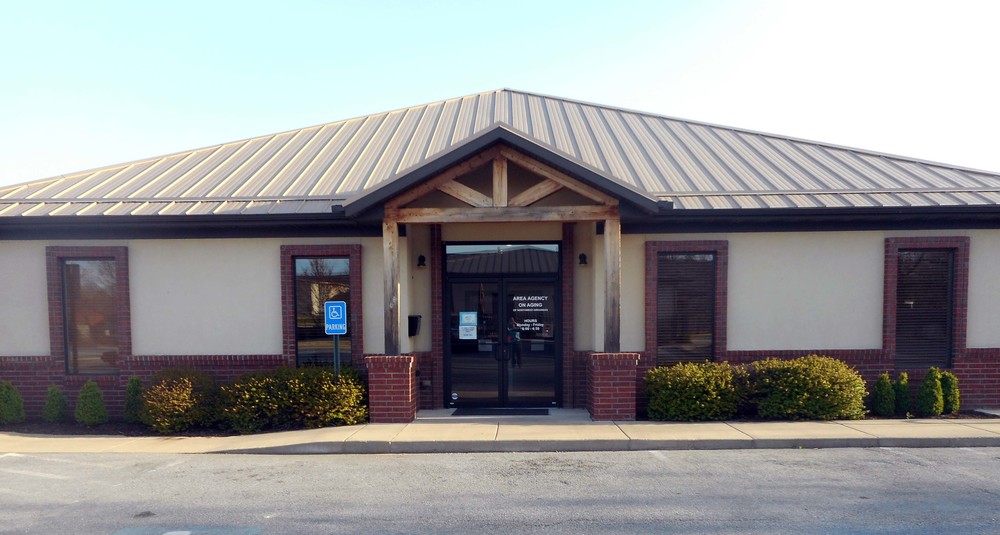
{"left": 3, "top": 0, "right": 999, "bottom": 187}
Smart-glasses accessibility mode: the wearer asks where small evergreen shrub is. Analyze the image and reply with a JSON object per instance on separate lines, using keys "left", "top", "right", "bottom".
{"left": 222, "top": 367, "right": 368, "bottom": 434}
{"left": 142, "top": 368, "right": 219, "bottom": 434}
{"left": 42, "top": 386, "right": 68, "bottom": 423}
{"left": 123, "top": 377, "right": 143, "bottom": 424}
{"left": 940, "top": 371, "right": 960, "bottom": 415}
{"left": 0, "top": 381, "right": 26, "bottom": 425}
{"left": 746, "top": 355, "right": 867, "bottom": 420}
{"left": 645, "top": 362, "right": 738, "bottom": 421}
{"left": 75, "top": 380, "right": 109, "bottom": 426}
{"left": 872, "top": 372, "right": 896, "bottom": 417}
{"left": 893, "top": 372, "right": 910, "bottom": 416}
{"left": 915, "top": 367, "right": 944, "bottom": 417}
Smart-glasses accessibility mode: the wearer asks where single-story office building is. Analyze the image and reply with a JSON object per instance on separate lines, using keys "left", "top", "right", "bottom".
{"left": 2, "top": 89, "right": 999, "bottom": 421}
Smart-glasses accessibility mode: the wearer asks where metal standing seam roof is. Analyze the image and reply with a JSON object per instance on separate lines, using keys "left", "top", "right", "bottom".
{"left": 3, "top": 88, "right": 1000, "bottom": 217}
{"left": 446, "top": 246, "right": 560, "bottom": 274}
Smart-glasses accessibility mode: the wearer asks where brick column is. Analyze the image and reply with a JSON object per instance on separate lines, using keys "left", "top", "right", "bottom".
{"left": 588, "top": 352, "right": 640, "bottom": 421}
{"left": 365, "top": 355, "right": 418, "bottom": 423}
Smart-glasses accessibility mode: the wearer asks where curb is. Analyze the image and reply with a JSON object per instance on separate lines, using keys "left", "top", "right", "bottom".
{"left": 212, "top": 436, "right": 1000, "bottom": 455}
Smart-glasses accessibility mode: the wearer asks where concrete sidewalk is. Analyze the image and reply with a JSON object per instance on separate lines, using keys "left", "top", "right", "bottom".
{"left": 2, "top": 409, "right": 1000, "bottom": 455}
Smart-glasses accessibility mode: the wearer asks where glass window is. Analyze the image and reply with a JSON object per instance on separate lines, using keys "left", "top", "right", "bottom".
{"left": 294, "top": 257, "right": 351, "bottom": 366}
{"left": 655, "top": 252, "right": 716, "bottom": 366}
{"left": 63, "top": 259, "right": 119, "bottom": 374}
{"left": 896, "top": 249, "right": 954, "bottom": 368}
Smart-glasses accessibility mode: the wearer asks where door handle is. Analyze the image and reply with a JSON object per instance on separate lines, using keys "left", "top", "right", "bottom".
{"left": 497, "top": 341, "right": 509, "bottom": 361}
{"left": 493, "top": 341, "right": 504, "bottom": 361}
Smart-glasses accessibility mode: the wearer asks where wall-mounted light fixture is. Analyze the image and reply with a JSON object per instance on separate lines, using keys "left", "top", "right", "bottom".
{"left": 578, "top": 253, "right": 588, "bottom": 266}
{"left": 416, "top": 254, "right": 427, "bottom": 268}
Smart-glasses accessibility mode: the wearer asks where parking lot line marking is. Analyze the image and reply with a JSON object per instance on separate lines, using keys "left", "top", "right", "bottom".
{"left": 0, "top": 468, "right": 71, "bottom": 480}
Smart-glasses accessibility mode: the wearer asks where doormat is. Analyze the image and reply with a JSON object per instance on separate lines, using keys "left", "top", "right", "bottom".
{"left": 451, "top": 408, "right": 549, "bottom": 416}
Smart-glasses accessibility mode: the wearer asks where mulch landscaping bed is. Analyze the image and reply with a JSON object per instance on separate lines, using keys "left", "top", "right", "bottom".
{"left": 864, "top": 410, "right": 998, "bottom": 421}
{"left": 0, "top": 421, "right": 237, "bottom": 437}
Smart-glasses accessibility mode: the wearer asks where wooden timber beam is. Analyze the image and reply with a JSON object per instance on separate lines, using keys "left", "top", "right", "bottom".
{"left": 383, "top": 218, "right": 400, "bottom": 355}
{"left": 604, "top": 217, "right": 621, "bottom": 353}
{"left": 508, "top": 179, "right": 563, "bottom": 207}
{"left": 493, "top": 156, "right": 508, "bottom": 207}
{"left": 437, "top": 181, "right": 492, "bottom": 207}
{"left": 385, "top": 205, "right": 619, "bottom": 224}
{"left": 385, "top": 147, "right": 500, "bottom": 209}
{"left": 498, "top": 147, "right": 618, "bottom": 206}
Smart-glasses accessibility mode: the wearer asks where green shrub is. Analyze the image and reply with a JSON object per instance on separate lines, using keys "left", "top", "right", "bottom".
{"left": 222, "top": 372, "right": 279, "bottom": 434}
{"left": 123, "top": 377, "right": 143, "bottom": 424}
{"left": 141, "top": 368, "right": 219, "bottom": 434}
{"left": 746, "top": 356, "right": 867, "bottom": 420}
{"left": 336, "top": 365, "right": 367, "bottom": 388}
{"left": 75, "top": 380, "right": 109, "bottom": 426}
{"left": 42, "top": 386, "right": 67, "bottom": 423}
{"left": 731, "top": 364, "right": 755, "bottom": 417}
{"left": 893, "top": 372, "right": 910, "bottom": 416}
{"left": 871, "top": 372, "right": 895, "bottom": 417}
{"left": 0, "top": 381, "right": 26, "bottom": 425}
{"left": 645, "top": 362, "right": 738, "bottom": 421}
{"left": 915, "top": 368, "right": 944, "bottom": 417}
{"left": 222, "top": 367, "right": 368, "bottom": 434}
{"left": 940, "top": 371, "right": 960, "bottom": 415}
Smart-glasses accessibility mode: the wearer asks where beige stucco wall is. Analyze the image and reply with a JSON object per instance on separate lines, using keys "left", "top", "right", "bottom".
{"left": 0, "top": 241, "right": 50, "bottom": 356}
{"left": 726, "top": 232, "right": 884, "bottom": 350}
{"left": 967, "top": 230, "right": 1000, "bottom": 347}
{"left": 442, "top": 222, "right": 563, "bottom": 242}
{"left": 358, "top": 237, "right": 386, "bottom": 356}
{"left": 620, "top": 231, "right": 887, "bottom": 353}
{"left": 5, "top": 226, "right": 1000, "bottom": 360}
{"left": 620, "top": 234, "right": 647, "bottom": 352}
{"left": 591, "top": 231, "right": 606, "bottom": 352}
{"left": 622, "top": 229, "right": 1000, "bottom": 353}
{"left": 132, "top": 224, "right": 566, "bottom": 358}
{"left": 573, "top": 223, "right": 597, "bottom": 351}
{"left": 131, "top": 239, "right": 283, "bottom": 355}
{"left": 404, "top": 224, "right": 433, "bottom": 354}
{"left": 131, "top": 237, "right": 375, "bottom": 356}
{"left": 578, "top": 230, "right": 649, "bottom": 353}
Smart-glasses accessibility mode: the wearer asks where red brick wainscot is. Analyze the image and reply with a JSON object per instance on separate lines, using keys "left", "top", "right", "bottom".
{"left": 587, "top": 352, "right": 640, "bottom": 420}
{"left": 365, "top": 355, "right": 418, "bottom": 423}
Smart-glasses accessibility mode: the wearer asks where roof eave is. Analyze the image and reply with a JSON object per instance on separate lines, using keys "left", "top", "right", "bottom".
{"left": 0, "top": 212, "right": 379, "bottom": 240}
{"left": 623, "top": 204, "right": 1000, "bottom": 233}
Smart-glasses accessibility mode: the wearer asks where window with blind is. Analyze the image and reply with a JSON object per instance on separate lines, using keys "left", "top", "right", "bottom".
{"left": 895, "top": 249, "right": 954, "bottom": 368}
{"left": 656, "top": 252, "right": 716, "bottom": 366}
{"left": 294, "top": 257, "right": 352, "bottom": 366}
{"left": 62, "top": 259, "right": 120, "bottom": 374}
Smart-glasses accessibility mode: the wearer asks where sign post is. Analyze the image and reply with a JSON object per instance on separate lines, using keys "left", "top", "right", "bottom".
{"left": 324, "top": 301, "right": 348, "bottom": 374}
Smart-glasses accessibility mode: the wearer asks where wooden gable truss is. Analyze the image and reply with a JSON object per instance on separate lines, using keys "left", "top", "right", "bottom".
{"left": 382, "top": 146, "right": 622, "bottom": 355}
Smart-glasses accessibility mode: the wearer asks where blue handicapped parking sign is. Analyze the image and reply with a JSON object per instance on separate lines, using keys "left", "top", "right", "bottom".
{"left": 324, "top": 301, "right": 348, "bottom": 335}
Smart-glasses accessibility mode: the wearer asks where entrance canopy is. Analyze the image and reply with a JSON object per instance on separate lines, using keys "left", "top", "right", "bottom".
{"left": 375, "top": 138, "right": 629, "bottom": 356}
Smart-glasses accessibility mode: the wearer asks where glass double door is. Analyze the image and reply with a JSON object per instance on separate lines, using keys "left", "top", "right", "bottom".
{"left": 446, "top": 279, "right": 559, "bottom": 407}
